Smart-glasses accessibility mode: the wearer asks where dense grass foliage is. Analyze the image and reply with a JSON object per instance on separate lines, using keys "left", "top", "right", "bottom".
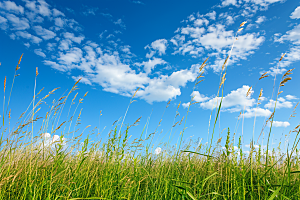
{"left": 0, "top": 22, "right": 299, "bottom": 199}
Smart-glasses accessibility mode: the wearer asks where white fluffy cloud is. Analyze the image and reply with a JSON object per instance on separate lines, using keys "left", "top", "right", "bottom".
{"left": 145, "top": 39, "right": 168, "bottom": 58}
{"left": 34, "top": 48, "right": 46, "bottom": 57}
{"left": 173, "top": 23, "right": 264, "bottom": 72}
{"left": 72, "top": 76, "right": 92, "bottom": 85}
{"left": 256, "top": 16, "right": 266, "bottom": 24}
{"left": 290, "top": 6, "right": 300, "bottom": 19}
{"left": 15, "top": 31, "right": 42, "bottom": 43}
{"left": 242, "top": 107, "right": 272, "bottom": 118}
{"left": 194, "top": 18, "right": 209, "bottom": 27}
{"left": 58, "top": 47, "right": 83, "bottom": 65}
{"left": 0, "top": 1, "right": 24, "bottom": 14}
{"left": 135, "top": 58, "right": 167, "bottom": 74}
{"left": 206, "top": 11, "right": 216, "bottom": 20}
{"left": 63, "top": 32, "right": 85, "bottom": 44}
{"left": 199, "top": 85, "right": 255, "bottom": 111}
{"left": 23, "top": 0, "right": 51, "bottom": 17}
{"left": 5, "top": 13, "right": 29, "bottom": 30}
{"left": 264, "top": 97, "right": 293, "bottom": 109}
{"left": 285, "top": 95, "right": 298, "bottom": 100}
{"left": 33, "top": 25, "right": 56, "bottom": 40}
{"left": 222, "top": 0, "right": 237, "bottom": 6}
{"left": 43, "top": 60, "right": 68, "bottom": 72}
{"left": 267, "top": 121, "right": 290, "bottom": 127}
{"left": 276, "top": 24, "right": 300, "bottom": 45}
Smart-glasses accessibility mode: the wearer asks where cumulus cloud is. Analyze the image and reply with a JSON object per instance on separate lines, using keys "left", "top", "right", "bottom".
{"left": 276, "top": 24, "right": 300, "bottom": 45}
{"left": 5, "top": 13, "right": 29, "bottom": 30}
{"left": 33, "top": 25, "right": 56, "bottom": 40}
{"left": 256, "top": 16, "right": 266, "bottom": 24}
{"left": 58, "top": 47, "right": 83, "bottom": 65}
{"left": 72, "top": 76, "right": 92, "bottom": 85}
{"left": 221, "top": 0, "right": 283, "bottom": 7}
{"left": 82, "top": 7, "right": 99, "bottom": 16}
{"left": 15, "top": 31, "right": 42, "bottom": 44}
{"left": 114, "top": 19, "right": 126, "bottom": 29}
{"left": 52, "top": 8, "right": 64, "bottom": 17}
{"left": 206, "top": 11, "right": 216, "bottom": 20}
{"left": 290, "top": 6, "right": 300, "bottom": 19}
{"left": 199, "top": 85, "right": 255, "bottom": 112}
{"left": 0, "top": 1, "right": 24, "bottom": 14}
{"left": 172, "top": 23, "right": 264, "bottom": 71}
{"left": 285, "top": 95, "right": 298, "bottom": 100}
{"left": 194, "top": 18, "right": 209, "bottom": 27}
{"left": 63, "top": 32, "right": 85, "bottom": 44}
{"left": 221, "top": 0, "right": 237, "bottom": 6}
{"left": 182, "top": 91, "right": 210, "bottom": 108}
{"left": 54, "top": 17, "right": 65, "bottom": 27}
{"left": 23, "top": 0, "right": 51, "bottom": 17}
{"left": 0, "top": 16, "right": 8, "bottom": 30}
{"left": 264, "top": 97, "right": 293, "bottom": 109}
{"left": 34, "top": 48, "right": 46, "bottom": 57}
{"left": 242, "top": 107, "right": 272, "bottom": 118}
{"left": 135, "top": 58, "right": 167, "bottom": 74}
{"left": 43, "top": 60, "right": 68, "bottom": 72}
{"left": 267, "top": 121, "right": 290, "bottom": 127}
{"left": 145, "top": 39, "right": 168, "bottom": 58}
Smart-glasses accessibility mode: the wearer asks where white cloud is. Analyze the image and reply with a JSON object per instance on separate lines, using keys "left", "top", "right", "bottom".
{"left": 34, "top": 49, "right": 46, "bottom": 57}
{"left": 267, "top": 121, "right": 290, "bottom": 127}
{"left": 256, "top": 16, "right": 266, "bottom": 24}
{"left": 33, "top": 25, "right": 56, "bottom": 40}
{"left": 114, "top": 19, "right": 125, "bottom": 29}
{"left": 154, "top": 147, "right": 162, "bottom": 155}
{"left": 72, "top": 76, "right": 92, "bottom": 85}
{"left": 245, "top": 144, "right": 260, "bottom": 149}
{"left": 146, "top": 39, "right": 168, "bottom": 57}
{"left": 82, "top": 7, "right": 98, "bottom": 16}
{"left": 43, "top": 60, "right": 68, "bottom": 72}
{"left": 23, "top": 0, "right": 51, "bottom": 17}
{"left": 46, "top": 42, "right": 56, "bottom": 51}
{"left": 15, "top": 31, "right": 42, "bottom": 44}
{"left": 0, "top": 1, "right": 24, "bottom": 14}
{"left": 242, "top": 107, "right": 272, "bottom": 118}
{"left": 194, "top": 18, "right": 209, "bottom": 27}
{"left": 135, "top": 58, "right": 167, "bottom": 74}
{"left": 264, "top": 97, "right": 293, "bottom": 109}
{"left": 0, "top": 15, "right": 8, "bottom": 30}
{"left": 175, "top": 23, "right": 264, "bottom": 71}
{"left": 58, "top": 47, "right": 83, "bottom": 65}
{"left": 35, "top": 133, "right": 67, "bottom": 155}
{"left": 5, "top": 13, "right": 29, "bottom": 30}
{"left": 191, "top": 91, "right": 210, "bottom": 102}
{"left": 132, "top": 1, "right": 144, "bottom": 5}
{"left": 52, "top": 8, "right": 64, "bottom": 17}
{"left": 226, "top": 16, "right": 234, "bottom": 25}
{"left": 63, "top": 32, "right": 85, "bottom": 44}
{"left": 58, "top": 39, "right": 72, "bottom": 50}
{"left": 277, "top": 24, "right": 300, "bottom": 45}
{"left": 222, "top": 0, "right": 237, "bottom": 6}
{"left": 285, "top": 95, "right": 298, "bottom": 100}
{"left": 54, "top": 17, "right": 65, "bottom": 27}
{"left": 290, "top": 6, "right": 300, "bottom": 19}
{"left": 206, "top": 11, "right": 216, "bottom": 20}
{"left": 200, "top": 85, "right": 255, "bottom": 112}
{"left": 25, "top": 11, "right": 44, "bottom": 23}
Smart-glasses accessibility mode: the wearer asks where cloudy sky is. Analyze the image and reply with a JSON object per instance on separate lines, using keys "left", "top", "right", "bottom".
{"left": 0, "top": 0, "right": 299, "bottom": 154}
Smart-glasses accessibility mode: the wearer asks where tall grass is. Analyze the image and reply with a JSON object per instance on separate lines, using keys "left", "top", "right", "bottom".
{"left": 0, "top": 22, "right": 300, "bottom": 200}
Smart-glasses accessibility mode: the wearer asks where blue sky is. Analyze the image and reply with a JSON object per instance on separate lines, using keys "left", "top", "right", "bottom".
{"left": 0, "top": 0, "right": 300, "bottom": 155}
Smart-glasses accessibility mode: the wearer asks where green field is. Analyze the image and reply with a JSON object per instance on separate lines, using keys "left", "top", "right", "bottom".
{"left": 0, "top": 22, "right": 300, "bottom": 200}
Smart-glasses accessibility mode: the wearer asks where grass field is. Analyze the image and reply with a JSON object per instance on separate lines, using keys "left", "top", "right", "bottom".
{"left": 0, "top": 22, "right": 300, "bottom": 200}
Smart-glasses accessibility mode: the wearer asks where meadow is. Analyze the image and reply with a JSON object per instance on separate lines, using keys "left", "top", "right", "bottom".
{"left": 0, "top": 21, "right": 300, "bottom": 200}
